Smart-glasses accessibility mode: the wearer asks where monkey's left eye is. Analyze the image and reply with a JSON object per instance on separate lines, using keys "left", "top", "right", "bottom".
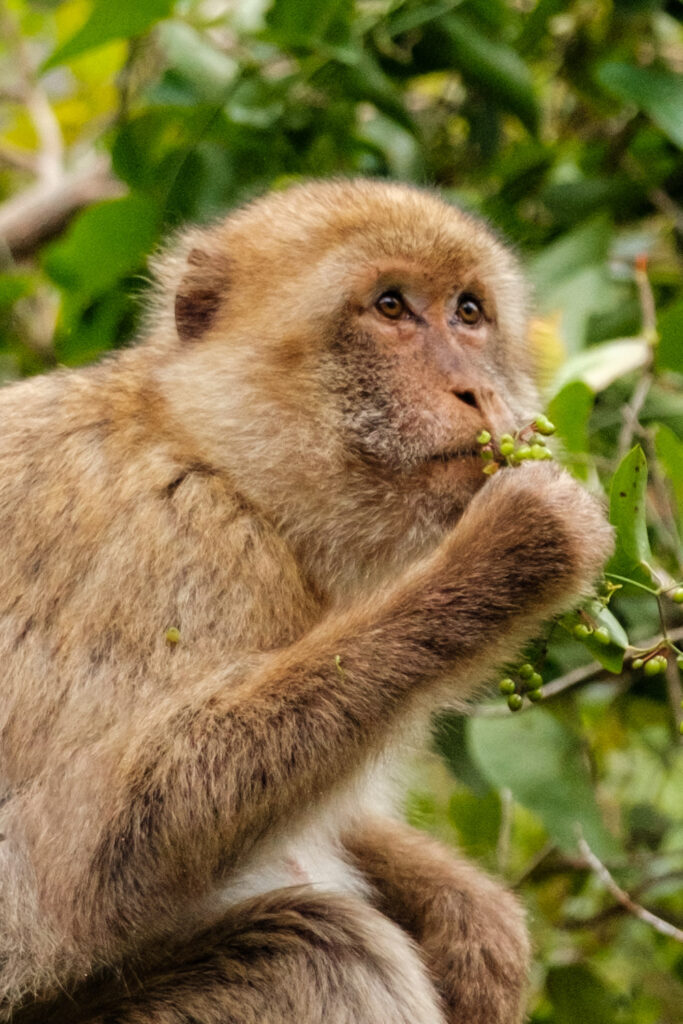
{"left": 455, "top": 294, "right": 483, "bottom": 326}
{"left": 376, "top": 291, "right": 406, "bottom": 320}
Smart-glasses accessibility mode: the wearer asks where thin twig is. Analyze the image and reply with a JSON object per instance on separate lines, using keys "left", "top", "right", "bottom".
{"left": 617, "top": 256, "right": 658, "bottom": 457}
{"left": 577, "top": 836, "right": 683, "bottom": 943}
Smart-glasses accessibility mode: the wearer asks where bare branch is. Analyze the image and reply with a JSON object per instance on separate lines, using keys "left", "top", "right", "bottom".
{"left": 0, "top": 3, "right": 64, "bottom": 183}
{"left": 0, "top": 154, "right": 125, "bottom": 261}
{"left": 577, "top": 836, "right": 683, "bottom": 944}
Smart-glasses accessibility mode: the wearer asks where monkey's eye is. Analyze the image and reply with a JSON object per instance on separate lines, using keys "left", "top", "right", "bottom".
{"left": 456, "top": 294, "right": 483, "bottom": 326}
{"left": 375, "top": 291, "right": 406, "bottom": 320}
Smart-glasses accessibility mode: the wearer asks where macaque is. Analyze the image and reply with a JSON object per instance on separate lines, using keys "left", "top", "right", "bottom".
{"left": 0, "top": 179, "right": 613, "bottom": 1024}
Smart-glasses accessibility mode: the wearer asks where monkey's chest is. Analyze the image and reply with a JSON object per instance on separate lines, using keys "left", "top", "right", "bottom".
{"left": 214, "top": 827, "right": 370, "bottom": 911}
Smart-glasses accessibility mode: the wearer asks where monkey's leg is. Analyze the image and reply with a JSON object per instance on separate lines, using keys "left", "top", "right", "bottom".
{"left": 23, "top": 889, "right": 445, "bottom": 1024}
{"left": 345, "top": 818, "right": 529, "bottom": 1024}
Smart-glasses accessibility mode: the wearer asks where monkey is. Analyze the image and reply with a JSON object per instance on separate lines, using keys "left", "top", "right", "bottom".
{"left": 0, "top": 178, "right": 613, "bottom": 1024}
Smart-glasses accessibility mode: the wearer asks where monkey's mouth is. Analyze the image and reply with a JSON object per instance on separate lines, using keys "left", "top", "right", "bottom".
{"left": 428, "top": 448, "right": 479, "bottom": 464}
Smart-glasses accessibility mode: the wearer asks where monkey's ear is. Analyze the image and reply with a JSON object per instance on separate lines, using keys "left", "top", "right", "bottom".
{"left": 174, "top": 248, "right": 229, "bottom": 343}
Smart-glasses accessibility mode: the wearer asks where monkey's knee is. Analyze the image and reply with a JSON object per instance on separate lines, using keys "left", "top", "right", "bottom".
{"left": 45, "top": 889, "right": 445, "bottom": 1024}
{"left": 426, "top": 870, "right": 530, "bottom": 1024}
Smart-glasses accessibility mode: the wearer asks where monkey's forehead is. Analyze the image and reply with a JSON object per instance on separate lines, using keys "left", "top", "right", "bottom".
{"left": 222, "top": 179, "right": 518, "bottom": 280}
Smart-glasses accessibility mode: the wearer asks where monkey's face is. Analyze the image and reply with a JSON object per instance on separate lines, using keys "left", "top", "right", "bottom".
{"left": 162, "top": 180, "right": 537, "bottom": 536}
{"left": 325, "top": 256, "right": 534, "bottom": 514}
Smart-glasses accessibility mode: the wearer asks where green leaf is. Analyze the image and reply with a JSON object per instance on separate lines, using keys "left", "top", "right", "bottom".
{"left": 468, "top": 711, "right": 617, "bottom": 858}
{"left": 266, "top": 0, "right": 353, "bottom": 46}
{"left": 656, "top": 298, "right": 683, "bottom": 374}
{"left": 529, "top": 216, "right": 611, "bottom": 297}
{"left": 548, "top": 381, "right": 593, "bottom": 479}
{"left": 433, "top": 713, "right": 491, "bottom": 797}
{"left": 413, "top": 13, "right": 539, "bottom": 133}
{"left": 547, "top": 965, "right": 619, "bottom": 1024}
{"left": 607, "top": 446, "right": 652, "bottom": 576}
{"left": 654, "top": 423, "right": 683, "bottom": 536}
{"left": 597, "top": 62, "right": 683, "bottom": 149}
{"left": 577, "top": 602, "right": 628, "bottom": 674}
{"left": 448, "top": 789, "right": 502, "bottom": 860}
{"left": 43, "top": 196, "right": 162, "bottom": 298}
{"left": 44, "top": 0, "right": 175, "bottom": 68}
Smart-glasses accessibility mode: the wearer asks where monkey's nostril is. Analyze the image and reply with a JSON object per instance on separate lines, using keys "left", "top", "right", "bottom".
{"left": 455, "top": 390, "right": 480, "bottom": 411}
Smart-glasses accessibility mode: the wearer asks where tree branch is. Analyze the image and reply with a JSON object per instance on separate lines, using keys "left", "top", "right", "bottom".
{"left": 577, "top": 836, "right": 683, "bottom": 944}
{"left": 0, "top": 154, "right": 125, "bottom": 260}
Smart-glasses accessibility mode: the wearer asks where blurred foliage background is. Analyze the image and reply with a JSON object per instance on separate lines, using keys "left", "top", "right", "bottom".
{"left": 1, "top": 0, "right": 682, "bottom": 1021}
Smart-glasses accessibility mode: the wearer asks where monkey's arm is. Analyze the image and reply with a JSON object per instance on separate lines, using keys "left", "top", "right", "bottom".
{"left": 20, "top": 465, "right": 609, "bottom": 989}
{"left": 344, "top": 818, "right": 529, "bottom": 1024}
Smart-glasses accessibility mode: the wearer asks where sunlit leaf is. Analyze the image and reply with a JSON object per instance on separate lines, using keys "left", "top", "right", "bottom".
{"left": 469, "top": 711, "right": 617, "bottom": 858}
{"left": 551, "top": 338, "right": 650, "bottom": 394}
{"left": 45, "top": 0, "right": 175, "bottom": 68}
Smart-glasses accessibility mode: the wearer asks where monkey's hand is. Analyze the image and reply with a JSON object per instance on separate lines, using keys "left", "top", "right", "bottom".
{"left": 395, "top": 461, "right": 613, "bottom": 673}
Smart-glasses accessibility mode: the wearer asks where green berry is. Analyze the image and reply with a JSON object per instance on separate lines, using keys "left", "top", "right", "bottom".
{"left": 527, "top": 688, "right": 543, "bottom": 702}
{"left": 644, "top": 655, "right": 666, "bottom": 677}
{"left": 594, "top": 627, "right": 611, "bottom": 646}
{"left": 500, "top": 441, "right": 515, "bottom": 457}
{"left": 530, "top": 671, "right": 543, "bottom": 689}
{"left": 481, "top": 446, "right": 494, "bottom": 460}
{"left": 507, "top": 693, "right": 524, "bottom": 712}
{"left": 534, "top": 415, "right": 556, "bottom": 436}
{"left": 573, "top": 623, "right": 592, "bottom": 639}
{"left": 477, "top": 429, "right": 491, "bottom": 445}
{"left": 482, "top": 462, "right": 499, "bottom": 476}
{"left": 672, "top": 587, "right": 683, "bottom": 604}
{"left": 530, "top": 444, "right": 547, "bottom": 460}
{"left": 165, "top": 626, "right": 181, "bottom": 644}
{"left": 632, "top": 657, "right": 644, "bottom": 669}
{"left": 519, "top": 663, "right": 534, "bottom": 679}
{"left": 500, "top": 433, "right": 514, "bottom": 446}
{"left": 499, "top": 677, "right": 517, "bottom": 695}
{"left": 515, "top": 445, "right": 532, "bottom": 460}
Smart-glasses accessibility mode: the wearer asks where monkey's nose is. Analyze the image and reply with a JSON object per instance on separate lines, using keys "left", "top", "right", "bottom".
{"left": 452, "top": 385, "right": 516, "bottom": 436}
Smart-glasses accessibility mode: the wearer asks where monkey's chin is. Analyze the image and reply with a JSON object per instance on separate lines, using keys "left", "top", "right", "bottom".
{"left": 415, "top": 452, "right": 487, "bottom": 508}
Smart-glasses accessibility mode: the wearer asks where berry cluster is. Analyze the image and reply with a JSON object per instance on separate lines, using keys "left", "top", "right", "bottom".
{"left": 498, "top": 663, "right": 544, "bottom": 712}
{"left": 476, "top": 415, "right": 556, "bottom": 475}
{"left": 572, "top": 622, "right": 611, "bottom": 645}
{"left": 631, "top": 650, "right": 679, "bottom": 676}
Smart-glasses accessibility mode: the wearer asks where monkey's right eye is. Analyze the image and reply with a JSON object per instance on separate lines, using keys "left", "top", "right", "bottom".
{"left": 375, "top": 291, "right": 406, "bottom": 320}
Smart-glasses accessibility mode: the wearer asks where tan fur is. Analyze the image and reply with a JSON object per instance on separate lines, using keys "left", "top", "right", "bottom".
{"left": 0, "top": 179, "right": 613, "bottom": 1023}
